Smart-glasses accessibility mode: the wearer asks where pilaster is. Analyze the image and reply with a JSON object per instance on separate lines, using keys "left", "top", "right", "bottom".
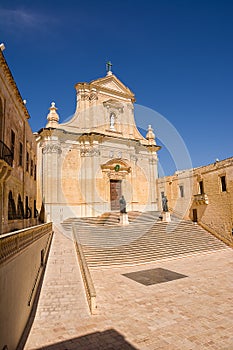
{"left": 42, "top": 140, "right": 62, "bottom": 221}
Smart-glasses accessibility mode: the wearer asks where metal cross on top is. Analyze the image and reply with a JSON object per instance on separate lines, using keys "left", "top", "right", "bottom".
{"left": 106, "top": 61, "right": 112, "bottom": 72}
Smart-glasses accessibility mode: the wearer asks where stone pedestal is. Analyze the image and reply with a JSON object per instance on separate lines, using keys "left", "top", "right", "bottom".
{"left": 120, "top": 213, "right": 129, "bottom": 225}
{"left": 162, "top": 211, "right": 171, "bottom": 222}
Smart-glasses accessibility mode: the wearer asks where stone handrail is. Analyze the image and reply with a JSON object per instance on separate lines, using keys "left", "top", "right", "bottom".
{"left": 72, "top": 225, "right": 97, "bottom": 315}
{"left": 0, "top": 222, "right": 53, "bottom": 264}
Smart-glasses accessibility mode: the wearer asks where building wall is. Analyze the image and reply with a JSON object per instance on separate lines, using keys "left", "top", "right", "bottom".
{"left": 0, "top": 48, "right": 37, "bottom": 234}
{"left": 157, "top": 169, "right": 194, "bottom": 217}
{"left": 157, "top": 158, "right": 233, "bottom": 246}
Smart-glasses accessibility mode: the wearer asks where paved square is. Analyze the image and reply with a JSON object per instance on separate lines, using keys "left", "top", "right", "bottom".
{"left": 24, "top": 230, "right": 233, "bottom": 350}
{"left": 123, "top": 268, "right": 188, "bottom": 286}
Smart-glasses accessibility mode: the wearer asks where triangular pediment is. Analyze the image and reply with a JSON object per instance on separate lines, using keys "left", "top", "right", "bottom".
{"left": 90, "top": 74, "right": 135, "bottom": 100}
{"left": 96, "top": 79, "right": 127, "bottom": 93}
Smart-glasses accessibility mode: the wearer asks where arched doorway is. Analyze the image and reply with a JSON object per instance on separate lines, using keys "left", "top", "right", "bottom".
{"left": 101, "top": 159, "right": 131, "bottom": 211}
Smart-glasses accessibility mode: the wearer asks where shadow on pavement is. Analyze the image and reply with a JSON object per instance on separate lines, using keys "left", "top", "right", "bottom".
{"left": 33, "top": 328, "right": 138, "bottom": 350}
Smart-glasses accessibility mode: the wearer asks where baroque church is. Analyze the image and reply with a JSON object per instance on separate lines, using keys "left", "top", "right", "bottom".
{"left": 36, "top": 65, "right": 161, "bottom": 223}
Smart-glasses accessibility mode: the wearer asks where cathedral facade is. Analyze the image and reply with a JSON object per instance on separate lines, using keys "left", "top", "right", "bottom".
{"left": 36, "top": 68, "right": 160, "bottom": 223}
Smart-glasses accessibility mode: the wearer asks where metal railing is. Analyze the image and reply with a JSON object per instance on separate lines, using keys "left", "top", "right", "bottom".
{"left": 0, "top": 140, "right": 13, "bottom": 167}
{"left": 0, "top": 222, "right": 53, "bottom": 264}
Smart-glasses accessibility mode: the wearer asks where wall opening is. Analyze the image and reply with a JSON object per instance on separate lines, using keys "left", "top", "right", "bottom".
{"left": 110, "top": 180, "right": 122, "bottom": 210}
{"left": 192, "top": 208, "right": 198, "bottom": 222}
{"left": 199, "top": 181, "right": 204, "bottom": 194}
{"left": 220, "top": 175, "right": 227, "bottom": 192}
{"left": 41, "top": 249, "right": 45, "bottom": 267}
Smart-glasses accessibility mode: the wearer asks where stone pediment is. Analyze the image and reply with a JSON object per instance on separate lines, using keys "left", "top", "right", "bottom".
{"left": 97, "top": 80, "right": 127, "bottom": 93}
{"left": 90, "top": 74, "right": 135, "bottom": 101}
{"left": 101, "top": 159, "right": 131, "bottom": 173}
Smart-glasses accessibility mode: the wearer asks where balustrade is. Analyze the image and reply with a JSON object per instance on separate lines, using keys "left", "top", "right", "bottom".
{"left": 0, "top": 222, "right": 53, "bottom": 264}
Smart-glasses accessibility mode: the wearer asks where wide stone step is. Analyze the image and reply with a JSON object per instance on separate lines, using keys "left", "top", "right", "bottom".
{"left": 83, "top": 240, "right": 225, "bottom": 255}
{"left": 61, "top": 211, "right": 161, "bottom": 229}
{"left": 70, "top": 219, "right": 228, "bottom": 267}
{"left": 82, "top": 244, "right": 228, "bottom": 267}
{"left": 84, "top": 249, "right": 226, "bottom": 267}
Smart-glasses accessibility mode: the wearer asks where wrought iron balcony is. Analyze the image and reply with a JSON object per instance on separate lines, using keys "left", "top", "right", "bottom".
{"left": 194, "top": 193, "right": 209, "bottom": 205}
{"left": 0, "top": 140, "right": 13, "bottom": 167}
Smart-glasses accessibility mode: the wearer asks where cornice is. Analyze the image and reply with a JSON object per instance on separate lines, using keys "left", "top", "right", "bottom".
{"left": 0, "top": 50, "right": 30, "bottom": 119}
{"left": 145, "top": 144, "right": 161, "bottom": 153}
{"left": 37, "top": 128, "right": 161, "bottom": 155}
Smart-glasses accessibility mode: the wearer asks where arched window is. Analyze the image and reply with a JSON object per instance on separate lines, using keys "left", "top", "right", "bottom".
{"left": 8, "top": 191, "right": 16, "bottom": 220}
{"left": 17, "top": 194, "right": 24, "bottom": 219}
{"left": 24, "top": 196, "right": 31, "bottom": 219}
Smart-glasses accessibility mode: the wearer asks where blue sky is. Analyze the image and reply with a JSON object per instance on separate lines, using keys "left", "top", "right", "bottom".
{"left": 1, "top": 0, "right": 233, "bottom": 175}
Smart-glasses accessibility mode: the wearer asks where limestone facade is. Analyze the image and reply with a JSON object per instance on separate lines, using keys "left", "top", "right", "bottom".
{"left": 157, "top": 157, "right": 233, "bottom": 246}
{"left": 37, "top": 70, "right": 160, "bottom": 222}
{"left": 0, "top": 47, "right": 37, "bottom": 234}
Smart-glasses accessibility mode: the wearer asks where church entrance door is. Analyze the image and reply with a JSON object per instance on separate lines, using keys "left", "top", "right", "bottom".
{"left": 110, "top": 180, "right": 122, "bottom": 210}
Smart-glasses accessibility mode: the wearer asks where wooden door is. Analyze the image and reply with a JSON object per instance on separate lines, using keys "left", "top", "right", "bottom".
{"left": 110, "top": 180, "right": 122, "bottom": 210}
{"left": 193, "top": 209, "right": 198, "bottom": 222}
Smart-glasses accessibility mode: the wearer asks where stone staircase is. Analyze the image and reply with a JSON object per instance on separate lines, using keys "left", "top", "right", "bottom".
{"left": 61, "top": 212, "right": 229, "bottom": 268}
{"left": 61, "top": 211, "right": 160, "bottom": 228}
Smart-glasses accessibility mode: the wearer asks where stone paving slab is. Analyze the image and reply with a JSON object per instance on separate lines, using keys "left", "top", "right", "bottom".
{"left": 24, "top": 228, "right": 90, "bottom": 348}
{"left": 24, "top": 228, "right": 233, "bottom": 349}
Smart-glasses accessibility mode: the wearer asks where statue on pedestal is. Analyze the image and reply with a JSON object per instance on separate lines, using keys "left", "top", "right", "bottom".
{"left": 119, "top": 195, "right": 129, "bottom": 225}
{"left": 162, "top": 195, "right": 168, "bottom": 212}
{"left": 119, "top": 195, "right": 127, "bottom": 213}
{"left": 161, "top": 194, "right": 171, "bottom": 222}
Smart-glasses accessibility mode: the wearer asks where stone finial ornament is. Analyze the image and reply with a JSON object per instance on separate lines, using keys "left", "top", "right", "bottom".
{"left": 0, "top": 43, "right": 5, "bottom": 51}
{"left": 146, "top": 125, "right": 156, "bottom": 146}
{"left": 46, "top": 102, "right": 60, "bottom": 128}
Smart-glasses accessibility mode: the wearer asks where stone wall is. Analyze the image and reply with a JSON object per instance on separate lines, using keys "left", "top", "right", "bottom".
{"left": 0, "top": 223, "right": 53, "bottom": 350}
{"left": 37, "top": 131, "right": 158, "bottom": 222}
{"left": 157, "top": 157, "right": 233, "bottom": 246}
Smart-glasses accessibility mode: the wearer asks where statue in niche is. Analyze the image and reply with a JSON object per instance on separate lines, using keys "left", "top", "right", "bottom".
{"left": 110, "top": 113, "right": 116, "bottom": 130}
